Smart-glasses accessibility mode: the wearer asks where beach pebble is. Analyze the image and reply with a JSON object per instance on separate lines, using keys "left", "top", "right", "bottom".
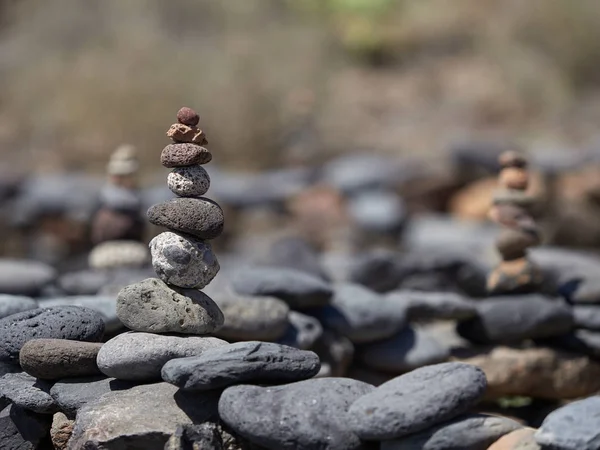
{"left": 167, "top": 165, "right": 210, "bottom": 197}
{"left": 147, "top": 197, "right": 224, "bottom": 240}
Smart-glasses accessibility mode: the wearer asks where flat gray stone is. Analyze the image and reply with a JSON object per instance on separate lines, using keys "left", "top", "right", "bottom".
{"left": 147, "top": 197, "right": 224, "bottom": 240}
{"left": 574, "top": 305, "right": 600, "bottom": 331}
{"left": 388, "top": 290, "right": 477, "bottom": 321}
{"left": 162, "top": 341, "right": 320, "bottom": 391}
{"left": 212, "top": 292, "right": 289, "bottom": 342}
{"left": 355, "top": 326, "right": 449, "bottom": 373}
{"left": 38, "top": 295, "right": 122, "bottom": 333}
{"left": 380, "top": 414, "right": 523, "bottom": 450}
{"left": 50, "top": 376, "right": 136, "bottom": 419}
{"left": 457, "top": 295, "right": 574, "bottom": 344}
{"left": 0, "top": 404, "right": 52, "bottom": 449}
{"left": 0, "top": 372, "right": 56, "bottom": 414}
{"left": 97, "top": 331, "right": 228, "bottom": 381}
{"left": 277, "top": 311, "right": 323, "bottom": 350}
{"left": 535, "top": 396, "right": 600, "bottom": 450}
{"left": 219, "top": 378, "right": 375, "bottom": 450}
{"left": 0, "top": 306, "right": 105, "bottom": 364}
{"left": 0, "top": 259, "right": 56, "bottom": 296}
{"left": 0, "top": 294, "right": 38, "bottom": 319}
{"left": 347, "top": 362, "right": 487, "bottom": 440}
{"left": 57, "top": 269, "right": 111, "bottom": 295}
{"left": 69, "top": 382, "right": 220, "bottom": 450}
{"left": 150, "top": 231, "right": 220, "bottom": 289}
{"left": 309, "top": 283, "right": 407, "bottom": 344}
{"left": 116, "top": 278, "right": 224, "bottom": 334}
{"left": 232, "top": 267, "right": 333, "bottom": 309}
{"left": 167, "top": 165, "right": 210, "bottom": 197}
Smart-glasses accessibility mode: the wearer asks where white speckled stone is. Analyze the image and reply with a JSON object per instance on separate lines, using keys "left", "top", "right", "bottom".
{"left": 150, "top": 231, "right": 219, "bottom": 289}
{"left": 88, "top": 240, "right": 149, "bottom": 270}
{"left": 167, "top": 165, "right": 210, "bottom": 197}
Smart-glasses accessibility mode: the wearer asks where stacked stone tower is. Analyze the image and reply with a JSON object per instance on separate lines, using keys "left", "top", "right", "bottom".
{"left": 487, "top": 150, "right": 542, "bottom": 294}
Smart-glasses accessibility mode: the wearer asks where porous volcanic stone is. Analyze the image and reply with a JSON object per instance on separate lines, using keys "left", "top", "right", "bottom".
{"left": 278, "top": 311, "right": 323, "bottom": 350}
{"left": 96, "top": 331, "right": 227, "bottom": 381}
{"left": 161, "top": 143, "right": 212, "bottom": 167}
{"left": 232, "top": 267, "right": 333, "bottom": 309}
{"left": 38, "top": 295, "right": 122, "bottom": 334}
{"left": 0, "top": 372, "right": 56, "bottom": 414}
{"left": 0, "top": 259, "right": 56, "bottom": 296}
{"left": 147, "top": 197, "right": 224, "bottom": 240}
{"left": 116, "top": 278, "right": 224, "bottom": 334}
{"left": 0, "top": 306, "right": 105, "bottom": 364}
{"left": 219, "top": 378, "right": 374, "bottom": 450}
{"left": 150, "top": 231, "right": 220, "bottom": 289}
{"left": 0, "top": 294, "right": 38, "bottom": 319}
{"left": 347, "top": 362, "right": 487, "bottom": 440}
{"left": 19, "top": 339, "right": 103, "bottom": 380}
{"left": 167, "top": 165, "right": 210, "bottom": 197}
{"left": 162, "top": 341, "right": 320, "bottom": 391}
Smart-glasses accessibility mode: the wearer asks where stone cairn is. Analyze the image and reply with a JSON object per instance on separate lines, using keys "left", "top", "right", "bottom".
{"left": 487, "top": 150, "right": 542, "bottom": 294}
{"left": 88, "top": 144, "right": 149, "bottom": 270}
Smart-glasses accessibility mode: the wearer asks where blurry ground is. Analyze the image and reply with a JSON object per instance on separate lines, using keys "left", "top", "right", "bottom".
{"left": 3, "top": 0, "right": 600, "bottom": 175}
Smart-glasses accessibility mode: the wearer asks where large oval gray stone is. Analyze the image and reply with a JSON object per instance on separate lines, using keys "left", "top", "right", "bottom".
{"left": 231, "top": 267, "right": 333, "bottom": 309}
{"left": 219, "top": 378, "right": 375, "bottom": 450}
{"left": 535, "top": 396, "right": 600, "bottom": 450}
{"left": 38, "top": 295, "right": 121, "bottom": 333}
{"left": 0, "top": 306, "right": 105, "bottom": 364}
{"left": 116, "top": 278, "right": 224, "bottom": 334}
{"left": 0, "top": 259, "right": 56, "bottom": 296}
{"left": 457, "top": 295, "right": 573, "bottom": 344}
{"left": 347, "top": 362, "right": 487, "bottom": 440}
{"left": 0, "top": 294, "right": 38, "bottom": 319}
{"left": 96, "top": 332, "right": 227, "bottom": 381}
{"left": 147, "top": 197, "right": 224, "bottom": 240}
{"left": 309, "top": 283, "right": 407, "bottom": 344}
{"left": 162, "top": 341, "right": 320, "bottom": 391}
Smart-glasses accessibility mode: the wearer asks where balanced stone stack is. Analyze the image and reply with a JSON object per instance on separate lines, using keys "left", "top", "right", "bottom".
{"left": 487, "top": 150, "right": 542, "bottom": 295}
{"left": 88, "top": 144, "right": 149, "bottom": 270}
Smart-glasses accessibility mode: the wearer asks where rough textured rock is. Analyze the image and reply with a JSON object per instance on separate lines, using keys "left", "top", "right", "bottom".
{"left": 459, "top": 346, "right": 600, "bottom": 400}
{"left": 161, "top": 143, "right": 212, "bottom": 167}
{"left": 0, "top": 258, "right": 56, "bottom": 296}
{"left": 387, "top": 290, "right": 477, "bottom": 321}
{"left": 355, "top": 326, "right": 449, "bottom": 373}
{"left": 88, "top": 240, "right": 149, "bottom": 269}
{"left": 212, "top": 292, "right": 289, "bottom": 342}
{"left": 19, "top": 339, "right": 103, "bottom": 380}
{"left": 97, "top": 331, "right": 228, "bottom": 381}
{"left": 308, "top": 283, "right": 407, "bottom": 344}
{"left": 0, "top": 405, "right": 52, "bottom": 449}
{"left": 347, "top": 362, "right": 487, "bottom": 440}
{"left": 535, "top": 396, "right": 600, "bottom": 450}
{"left": 0, "top": 294, "right": 38, "bottom": 319}
{"left": 457, "top": 295, "right": 573, "bottom": 344}
{"left": 38, "top": 295, "right": 122, "bottom": 333}
{"left": 219, "top": 378, "right": 374, "bottom": 450}
{"left": 277, "top": 311, "right": 323, "bottom": 350}
{"left": 50, "top": 376, "right": 135, "bottom": 418}
{"left": 232, "top": 267, "right": 333, "bottom": 309}
{"left": 166, "top": 123, "right": 207, "bottom": 144}
{"left": 116, "top": 278, "right": 224, "bottom": 334}
{"left": 0, "top": 306, "right": 105, "bottom": 364}
{"left": 150, "top": 231, "right": 220, "bottom": 289}
{"left": 573, "top": 305, "right": 600, "bottom": 331}
{"left": 51, "top": 412, "right": 74, "bottom": 450}
{"left": 69, "top": 382, "right": 220, "bottom": 450}
{"left": 162, "top": 341, "right": 320, "bottom": 391}
{"left": 0, "top": 372, "right": 56, "bottom": 414}
{"left": 487, "top": 428, "right": 540, "bottom": 450}
{"left": 147, "top": 197, "right": 224, "bottom": 240}
{"left": 380, "top": 414, "right": 522, "bottom": 450}
{"left": 168, "top": 165, "right": 210, "bottom": 197}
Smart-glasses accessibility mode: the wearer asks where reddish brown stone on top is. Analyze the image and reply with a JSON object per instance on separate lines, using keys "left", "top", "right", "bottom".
{"left": 177, "top": 107, "right": 200, "bottom": 127}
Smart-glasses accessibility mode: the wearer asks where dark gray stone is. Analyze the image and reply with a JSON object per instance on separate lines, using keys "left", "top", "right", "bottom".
{"left": 540, "top": 329, "right": 600, "bottom": 358}
{"left": 277, "top": 311, "right": 323, "bottom": 350}
{"left": 347, "top": 362, "right": 487, "bottom": 440}
{"left": 0, "top": 258, "right": 56, "bottom": 296}
{"left": 162, "top": 341, "right": 320, "bottom": 391}
{"left": 0, "top": 306, "right": 105, "bottom": 364}
{"left": 0, "top": 294, "right": 38, "bottom": 319}
{"left": 457, "top": 295, "right": 573, "bottom": 344}
{"left": 57, "top": 269, "right": 111, "bottom": 295}
{"left": 388, "top": 290, "right": 477, "bottom": 321}
{"left": 116, "top": 278, "right": 224, "bottom": 334}
{"left": 161, "top": 143, "right": 212, "bottom": 167}
{"left": 349, "top": 249, "right": 406, "bottom": 293}
{"left": 380, "top": 414, "right": 523, "bottom": 450}
{"left": 50, "top": 376, "right": 136, "bottom": 418}
{"left": 0, "top": 372, "right": 56, "bottom": 414}
{"left": 355, "top": 326, "right": 449, "bottom": 373}
{"left": 535, "top": 396, "right": 600, "bottom": 450}
{"left": 97, "top": 332, "right": 228, "bottom": 381}
{"left": 70, "top": 382, "right": 220, "bottom": 450}
{"left": 231, "top": 267, "right": 333, "bottom": 309}
{"left": 38, "top": 295, "right": 122, "bottom": 333}
{"left": 268, "top": 237, "right": 330, "bottom": 281}
{"left": 574, "top": 305, "right": 600, "bottom": 331}
{"left": 308, "top": 283, "right": 407, "bottom": 344}
{"left": 147, "top": 197, "right": 224, "bottom": 240}
{"left": 219, "top": 378, "right": 375, "bottom": 450}
{"left": 0, "top": 404, "right": 52, "bottom": 449}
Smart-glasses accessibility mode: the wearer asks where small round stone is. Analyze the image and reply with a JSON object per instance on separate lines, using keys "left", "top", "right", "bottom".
{"left": 499, "top": 167, "right": 528, "bottom": 190}
{"left": 167, "top": 166, "right": 210, "bottom": 197}
{"left": 161, "top": 144, "right": 212, "bottom": 168}
{"left": 496, "top": 228, "right": 540, "bottom": 261}
{"left": 177, "top": 107, "right": 200, "bottom": 126}
{"left": 499, "top": 150, "right": 527, "bottom": 168}
{"left": 149, "top": 231, "right": 219, "bottom": 289}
